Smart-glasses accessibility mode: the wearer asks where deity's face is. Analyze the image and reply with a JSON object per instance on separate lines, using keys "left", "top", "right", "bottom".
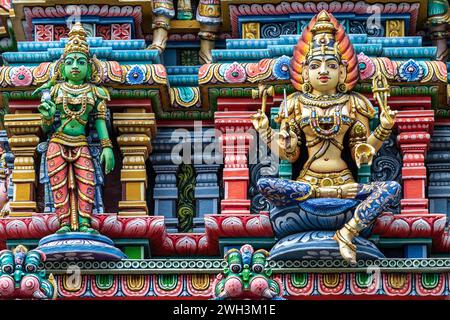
{"left": 304, "top": 55, "right": 345, "bottom": 95}
{"left": 63, "top": 52, "right": 89, "bottom": 84}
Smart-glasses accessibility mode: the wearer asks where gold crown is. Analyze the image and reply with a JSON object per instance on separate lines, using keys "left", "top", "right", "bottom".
{"left": 64, "top": 22, "right": 89, "bottom": 56}
{"left": 311, "top": 11, "right": 337, "bottom": 35}
{"left": 308, "top": 11, "right": 340, "bottom": 60}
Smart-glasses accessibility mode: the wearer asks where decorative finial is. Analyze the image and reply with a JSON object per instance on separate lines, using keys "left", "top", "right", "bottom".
{"left": 64, "top": 22, "right": 90, "bottom": 56}
{"left": 311, "top": 10, "right": 337, "bottom": 35}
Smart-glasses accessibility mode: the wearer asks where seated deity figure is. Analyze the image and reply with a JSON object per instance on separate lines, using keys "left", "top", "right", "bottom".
{"left": 34, "top": 23, "right": 115, "bottom": 234}
{"left": 251, "top": 11, "right": 401, "bottom": 263}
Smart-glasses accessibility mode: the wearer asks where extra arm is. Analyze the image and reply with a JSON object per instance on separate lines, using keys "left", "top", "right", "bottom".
{"left": 350, "top": 93, "right": 392, "bottom": 166}
{"left": 253, "top": 94, "right": 301, "bottom": 163}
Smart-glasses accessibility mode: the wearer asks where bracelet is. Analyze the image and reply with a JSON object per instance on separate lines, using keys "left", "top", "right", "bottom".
{"left": 374, "top": 125, "right": 392, "bottom": 141}
{"left": 95, "top": 100, "right": 107, "bottom": 120}
{"left": 260, "top": 128, "right": 273, "bottom": 145}
{"left": 152, "top": 21, "right": 170, "bottom": 31}
{"left": 314, "top": 186, "right": 321, "bottom": 198}
{"left": 42, "top": 116, "right": 54, "bottom": 126}
{"left": 100, "top": 138, "right": 113, "bottom": 149}
{"left": 285, "top": 146, "right": 297, "bottom": 158}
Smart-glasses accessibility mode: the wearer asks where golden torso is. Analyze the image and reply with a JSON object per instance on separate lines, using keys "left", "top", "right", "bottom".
{"left": 290, "top": 92, "right": 357, "bottom": 187}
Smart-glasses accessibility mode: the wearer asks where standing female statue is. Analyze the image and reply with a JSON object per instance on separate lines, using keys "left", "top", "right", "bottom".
{"left": 34, "top": 23, "right": 115, "bottom": 234}
{"left": 252, "top": 11, "right": 401, "bottom": 263}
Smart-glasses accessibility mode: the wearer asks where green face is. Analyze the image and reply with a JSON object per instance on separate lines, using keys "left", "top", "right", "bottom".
{"left": 63, "top": 52, "right": 89, "bottom": 84}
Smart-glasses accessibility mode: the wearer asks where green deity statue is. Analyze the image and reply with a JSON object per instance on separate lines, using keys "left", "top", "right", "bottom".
{"left": 34, "top": 22, "right": 115, "bottom": 234}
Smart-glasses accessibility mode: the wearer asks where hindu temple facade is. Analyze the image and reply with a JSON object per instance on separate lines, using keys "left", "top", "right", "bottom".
{"left": 0, "top": 0, "right": 448, "bottom": 299}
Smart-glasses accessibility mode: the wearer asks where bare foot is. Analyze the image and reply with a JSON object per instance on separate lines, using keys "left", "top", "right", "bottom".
{"left": 333, "top": 228, "right": 357, "bottom": 264}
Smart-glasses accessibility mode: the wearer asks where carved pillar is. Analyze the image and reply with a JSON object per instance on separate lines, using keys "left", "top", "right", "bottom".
{"left": 151, "top": 129, "right": 179, "bottom": 232}
{"left": 3, "top": 114, "right": 41, "bottom": 216}
{"left": 215, "top": 111, "right": 253, "bottom": 215}
{"left": 192, "top": 127, "right": 220, "bottom": 230}
{"left": 426, "top": 121, "right": 450, "bottom": 218}
{"left": 113, "top": 113, "right": 156, "bottom": 216}
{"left": 193, "top": 164, "right": 219, "bottom": 230}
{"left": 396, "top": 110, "right": 434, "bottom": 214}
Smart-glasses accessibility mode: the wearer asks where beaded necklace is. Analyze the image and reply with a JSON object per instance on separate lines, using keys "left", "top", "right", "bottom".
{"left": 60, "top": 83, "right": 91, "bottom": 122}
{"left": 309, "top": 104, "right": 343, "bottom": 139}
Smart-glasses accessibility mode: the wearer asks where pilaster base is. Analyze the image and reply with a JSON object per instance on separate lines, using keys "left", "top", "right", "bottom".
{"left": 9, "top": 201, "right": 36, "bottom": 217}
{"left": 118, "top": 200, "right": 149, "bottom": 216}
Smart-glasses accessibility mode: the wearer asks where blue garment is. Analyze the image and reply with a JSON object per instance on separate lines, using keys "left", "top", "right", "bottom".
{"left": 258, "top": 177, "right": 401, "bottom": 227}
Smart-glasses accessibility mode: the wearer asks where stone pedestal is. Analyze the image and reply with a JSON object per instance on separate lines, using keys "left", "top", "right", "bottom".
{"left": 37, "top": 232, "right": 127, "bottom": 261}
{"left": 113, "top": 113, "right": 156, "bottom": 216}
{"left": 3, "top": 114, "right": 42, "bottom": 216}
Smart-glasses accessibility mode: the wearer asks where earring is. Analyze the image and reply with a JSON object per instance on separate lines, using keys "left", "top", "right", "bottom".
{"left": 337, "top": 82, "right": 347, "bottom": 93}
{"left": 302, "top": 81, "right": 312, "bottom": 93}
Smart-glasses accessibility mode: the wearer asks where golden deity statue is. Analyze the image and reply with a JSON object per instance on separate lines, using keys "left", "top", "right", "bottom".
{"left": 252, "top": 11, "right": 401, "bottom": 263}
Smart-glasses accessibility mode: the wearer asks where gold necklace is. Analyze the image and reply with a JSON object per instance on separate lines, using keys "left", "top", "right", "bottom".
{"left": 62, "top": 91, "right": 88, "bottom": 119}
{"left": 299, "top": 92, "right": 349, "bottom": 108}
{"left": 61, "top": 82, "right": 91, "bottom": 94}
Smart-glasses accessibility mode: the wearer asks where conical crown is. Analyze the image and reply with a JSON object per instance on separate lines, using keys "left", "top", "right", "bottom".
{"left": 64, "top": 22, "right": 89, "bottom": 56}
{"left": 308, "top": 10, "right": 340, "bottom": 60}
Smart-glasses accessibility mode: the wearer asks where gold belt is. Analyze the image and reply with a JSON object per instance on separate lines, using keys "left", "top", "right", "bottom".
{"left": 50, "top": 132, "right": 88, "bottom": 147}
{"left": 298, "top": 169, "right": 355, "bottom": 187}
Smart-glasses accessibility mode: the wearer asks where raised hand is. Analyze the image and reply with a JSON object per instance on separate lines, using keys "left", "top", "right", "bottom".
{"left": 354, "top": 143, "right": 376, "bottom": 168}
{"left": 251, "top": 110, "right": 269, "bottom": 132}
{"left": 38, "top": 100, "right": 56, "bottom": 120}
{"left": 279, "top": 121, "right": 298, "bottom": 151}
{"left": 379, "top": 109, "right": 397, "bottom": 130}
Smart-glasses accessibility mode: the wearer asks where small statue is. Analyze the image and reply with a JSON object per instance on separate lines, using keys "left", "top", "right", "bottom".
{"left": 0, "top": 245, "right": 56, "bottom": 299}
{"left": 251, "top": 11, "right": 401, "bottom": 263}
{"left": 213, "top": 244, "right": 284, "bottom": 300}
{"left": 34, "top": 23, "right": 115, "bottom": 234}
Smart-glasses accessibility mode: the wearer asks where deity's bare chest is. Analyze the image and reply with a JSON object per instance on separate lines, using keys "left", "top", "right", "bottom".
{"left": 297, "top": 94, "right": 353, "bottom": 139}
{"left": 55, "top": 88, "right": 95, "bottom": 118}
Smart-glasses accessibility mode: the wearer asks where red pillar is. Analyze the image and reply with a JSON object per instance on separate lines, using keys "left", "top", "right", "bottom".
{"left": 215, "top": 111, "right": 254, "bottom": 214}
{"left": 396, "top": 110, "right": 434, "bottom": 214}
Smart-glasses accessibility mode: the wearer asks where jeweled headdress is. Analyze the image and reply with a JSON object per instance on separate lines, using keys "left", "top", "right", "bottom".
{"left": 290, "top": 10, "right": 359, "bottom": 91}
{"left": 64, "top": 22, "right": 90, "bottom": 56}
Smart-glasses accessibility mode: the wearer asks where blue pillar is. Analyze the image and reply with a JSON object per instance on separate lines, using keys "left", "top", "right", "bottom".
{"left": 426, "top": 124, "right": 450, "bottom": 220}
{"left": 193, "top": 164, "right": 220, "bottom": 231}
{"left": 151, "top": 130, "right": 179, "bottom": 232}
